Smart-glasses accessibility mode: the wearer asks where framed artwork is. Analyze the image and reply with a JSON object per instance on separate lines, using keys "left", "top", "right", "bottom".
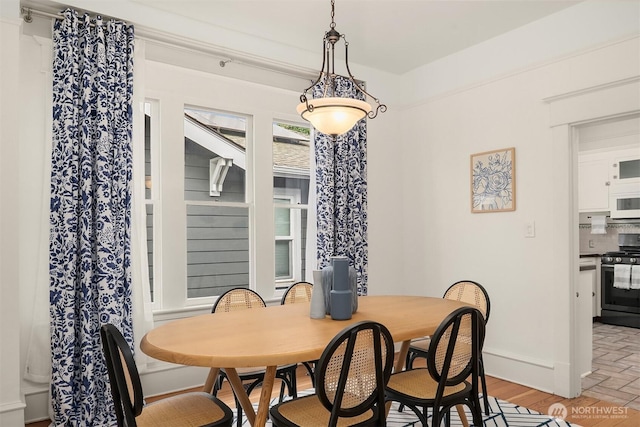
{"left": 470, "top": 147, "right": 516, "bottom": 213}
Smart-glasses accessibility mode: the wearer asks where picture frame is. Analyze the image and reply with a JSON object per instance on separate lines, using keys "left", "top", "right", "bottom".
{"left": 470, "top": 147, "right": 516, "bottom": 213}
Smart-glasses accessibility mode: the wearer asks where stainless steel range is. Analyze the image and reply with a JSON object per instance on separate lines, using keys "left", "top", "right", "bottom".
{"left": 601, "top": 233, "right": 640, "bottom": 328}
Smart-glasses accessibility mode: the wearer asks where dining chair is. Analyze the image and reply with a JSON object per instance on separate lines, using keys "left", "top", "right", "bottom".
{"left": 280, "top": 281, "right": 313, "bottom": 305}
{"left": 386, "top": 306, "right": 486, "bottom": 427}
{"left": 100, "top": 323, "right": 233, "bottom": 427}
{"left": 405, "top": 280, "right": 491, "bottom": 415}
{"left": 280, "top": 281, "right": 317, "bottom": 387}
{"left": 269, "top": 320, "right": 395, "bottom": 427}
{"left": 204, "top": 287, "right": 298, "bottom": 427}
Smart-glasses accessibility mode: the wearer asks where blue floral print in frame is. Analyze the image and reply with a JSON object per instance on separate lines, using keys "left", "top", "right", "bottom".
{"left": 471, "top": 147, "right": 516, "bottom": 213}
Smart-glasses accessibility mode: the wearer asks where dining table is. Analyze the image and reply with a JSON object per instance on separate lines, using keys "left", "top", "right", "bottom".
{"left": 140, "top": 294, "right": 470, "bottom": 427}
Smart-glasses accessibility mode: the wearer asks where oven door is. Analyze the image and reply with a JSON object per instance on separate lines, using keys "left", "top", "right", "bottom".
{"left": 601, "top": 263, "right": 640, "bottom": 313}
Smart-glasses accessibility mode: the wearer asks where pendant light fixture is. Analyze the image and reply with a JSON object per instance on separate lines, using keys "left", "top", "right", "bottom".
{"left": 297, "top": 0, "right": 386, "bottom": 137}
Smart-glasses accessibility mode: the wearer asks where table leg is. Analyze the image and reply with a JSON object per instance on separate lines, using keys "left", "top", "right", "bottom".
{"left": 254, "top": 365, "right": 277, "bottom": 427}
{"left": 456, "top": 405, "right": 470, "bottom": 427}
{"left": 395, "top": 340, "right": 410, "bottom": 373}
{"left": 224, "top": 368, "right": 256, "bottom": 426}
{"left": 202, "top": 367, "right": 220, "bottom": 393}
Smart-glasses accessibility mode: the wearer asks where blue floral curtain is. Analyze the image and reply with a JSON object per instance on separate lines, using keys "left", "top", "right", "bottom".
{"left": 49, "top": 9, "right": 134, "bottom": 426}
{"left": 314, "top": 77, "right": 368, "bottom": 295}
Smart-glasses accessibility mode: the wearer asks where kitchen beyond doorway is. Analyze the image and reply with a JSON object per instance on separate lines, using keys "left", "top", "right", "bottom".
{"left": 582, "top": 322, "right": 640, "bottom": 410}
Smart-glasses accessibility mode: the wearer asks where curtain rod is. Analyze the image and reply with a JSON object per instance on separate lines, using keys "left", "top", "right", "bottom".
{"left": 21, "top": 7, "right": 62, "bottom": 22}
{"left": 21, "top": 7, "right": 121, "bottom": 24}
{"left": 20, "top": 6, "right": 316, "bottom": 82}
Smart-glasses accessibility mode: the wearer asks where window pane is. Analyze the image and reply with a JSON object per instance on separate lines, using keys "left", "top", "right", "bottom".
{"left": 275, "top": 240, "right": 292, "bottom": 279}
{"left": 144, "top": 103, "right": 152, "bottom": 199}
{"left": 144, "top": 100, "right": 156, "bottom": 302}
{"left": 274, "top": 207, "right": 307, "bottom": 285}
{"left": 186, "top": 205, "right": 249, "bottom": 298}
{"left": 273, "top": 120, "right": 310, "bottom": 287}
{"left": 272, "top": 121, "right": 310, "bottom": 204}
{"left": 275, "top": 207, "right": 291, "bottom": 236}
{"left": 185, "top": 107, "right": 247, "bottom": 202}
{"left": 146, "top": 204, "right": 154, "bottom": 302}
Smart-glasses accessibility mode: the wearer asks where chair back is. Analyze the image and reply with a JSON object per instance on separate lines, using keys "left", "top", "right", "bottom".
{"left": 315, "top": 321, "right": 394, "bottom": 426}
{"left": 100, "top": 323, "right": 144, "bottom": 427}
{"left": 280, "top": 281, "right": 313, "bottom": 305}
{"left": 212, "top": 287, "right": 266, "bottom": 313}
{"left": 427, "top": 306, "right": 485, "bottom": 393}
{"left": 443, "top": 280, "right": 491, "bottom": 322}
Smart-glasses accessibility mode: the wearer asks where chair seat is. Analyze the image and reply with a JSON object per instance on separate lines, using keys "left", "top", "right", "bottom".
{"left": 387, "top": 368, "right": 469, "bottom": 402}
{"left": 270, "top": 394, "right": 376, "bottom": 427}
{"left": 137, "top": 390, "right": 232, "bottom": 427}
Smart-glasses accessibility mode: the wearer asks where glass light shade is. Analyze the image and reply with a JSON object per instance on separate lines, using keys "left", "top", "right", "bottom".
{"left": 296, "top": 97, "right": 372, "bottom": 136}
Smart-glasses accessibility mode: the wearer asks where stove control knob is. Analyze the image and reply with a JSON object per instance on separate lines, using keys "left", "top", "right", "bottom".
{"left": 604, "top": 257, "right": 612, "bottom": 263}
{"left": 631, "top": 258, "right": 637, "bottom": 263}
{"left": 615, "top": 257, "right": 622, "bottom": 263}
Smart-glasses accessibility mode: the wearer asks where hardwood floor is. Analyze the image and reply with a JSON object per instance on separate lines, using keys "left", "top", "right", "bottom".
{"left": 26, "top": 364, "right": 640, "bottom": 426}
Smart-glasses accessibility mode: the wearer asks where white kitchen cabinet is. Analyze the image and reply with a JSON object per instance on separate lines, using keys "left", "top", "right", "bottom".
{"left": 578, "top": 157, "right": 610, "bottom": 212}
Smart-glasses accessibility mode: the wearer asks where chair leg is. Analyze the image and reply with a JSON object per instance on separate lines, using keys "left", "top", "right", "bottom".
{"left": 479, "top": 357, "right": 490, "bottom": 415}
{"left": 302, "top": 361, "right": 315, "bottom": 388}
{"left": 234, "top": 394, "right": 243, "bottom": 427}
{"left": 470, "top": 398, "right": 484, "bottom": 427}
{"left": 276, "top": 367, "right": 297, "bottom": 402}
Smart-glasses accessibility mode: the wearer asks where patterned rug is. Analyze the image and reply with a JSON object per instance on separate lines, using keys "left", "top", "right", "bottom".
{"left": 234, "top": 391, "right": 574, "bottom": 426}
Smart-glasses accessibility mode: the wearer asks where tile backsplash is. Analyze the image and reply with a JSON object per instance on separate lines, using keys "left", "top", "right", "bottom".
{"left": 579, "top": 223, "right": 640, "bottom": 254}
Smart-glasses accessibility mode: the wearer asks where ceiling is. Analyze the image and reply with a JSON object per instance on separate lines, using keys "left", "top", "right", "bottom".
{"left": 130, "top": 0, "right": 582, "bottom": 75}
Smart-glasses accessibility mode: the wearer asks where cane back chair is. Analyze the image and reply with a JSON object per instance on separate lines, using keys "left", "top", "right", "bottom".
{"left": 269, "top": 320, "right": 395, "bottom": 427}
{"left": 386, "top": 306, "right": 486, "bottom": 427}
{"left": 406, "top": 280, "right": 491, "bottom": 414}
{"left": 101, "top": 323, "right": 233, "bottom": 427}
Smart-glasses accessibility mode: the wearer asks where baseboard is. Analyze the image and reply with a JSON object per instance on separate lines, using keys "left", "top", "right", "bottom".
{"left": 24, "top": 388, "right": 49, "bottom": 424}
{"left": 0, "top": 399, "right": 26, "bottom": 426}
{"left": 482, "top": 347, "right": 556, "bottom": 394}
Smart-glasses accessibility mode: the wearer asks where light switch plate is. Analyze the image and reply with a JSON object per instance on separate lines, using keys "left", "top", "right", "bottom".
{"left": 525, "top": 221, "right": 535, "bottom": 238}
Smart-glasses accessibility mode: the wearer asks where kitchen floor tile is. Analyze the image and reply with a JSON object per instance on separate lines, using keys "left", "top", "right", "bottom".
{"left": 583, "top": 322, "right": 640, "bottom": 409}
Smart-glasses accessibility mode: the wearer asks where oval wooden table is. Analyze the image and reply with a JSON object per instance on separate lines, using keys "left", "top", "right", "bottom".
{"left": 140, "top": 295, "right": 469, "bottom": 427}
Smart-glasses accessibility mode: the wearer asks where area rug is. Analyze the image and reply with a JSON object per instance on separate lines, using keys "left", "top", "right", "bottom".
{"left": 234, "top": 391, "right": 574, "bottom": 426}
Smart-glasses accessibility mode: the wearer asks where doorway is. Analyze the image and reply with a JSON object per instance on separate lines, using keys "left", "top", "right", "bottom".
{"left": 575, "top": 114, "right": 640, "bottom": 408}
{"left": 545, "top": 76, "right": 640, "bottom": 399}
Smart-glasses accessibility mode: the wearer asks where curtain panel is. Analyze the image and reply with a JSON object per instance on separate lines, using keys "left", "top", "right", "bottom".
{"left": 49, "top": 9, "right": 134, "bottom": 425}
{"left": 314, "top": 77, "right": 369, "bottom": 295}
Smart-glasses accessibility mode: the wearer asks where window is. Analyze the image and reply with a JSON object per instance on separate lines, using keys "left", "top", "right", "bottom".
{"left": 140, "top": 58, "right": 310, "bottom": 313}
{"left": 273, "top": 121, "right": 311, "bottom": 288}
{"left": 184, "top": 106, "right": 250, "bottom": 299}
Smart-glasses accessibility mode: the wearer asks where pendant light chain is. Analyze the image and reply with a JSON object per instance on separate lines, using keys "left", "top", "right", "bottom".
{"left": 330, "top": 0, "right": 336, "bottom": 29}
